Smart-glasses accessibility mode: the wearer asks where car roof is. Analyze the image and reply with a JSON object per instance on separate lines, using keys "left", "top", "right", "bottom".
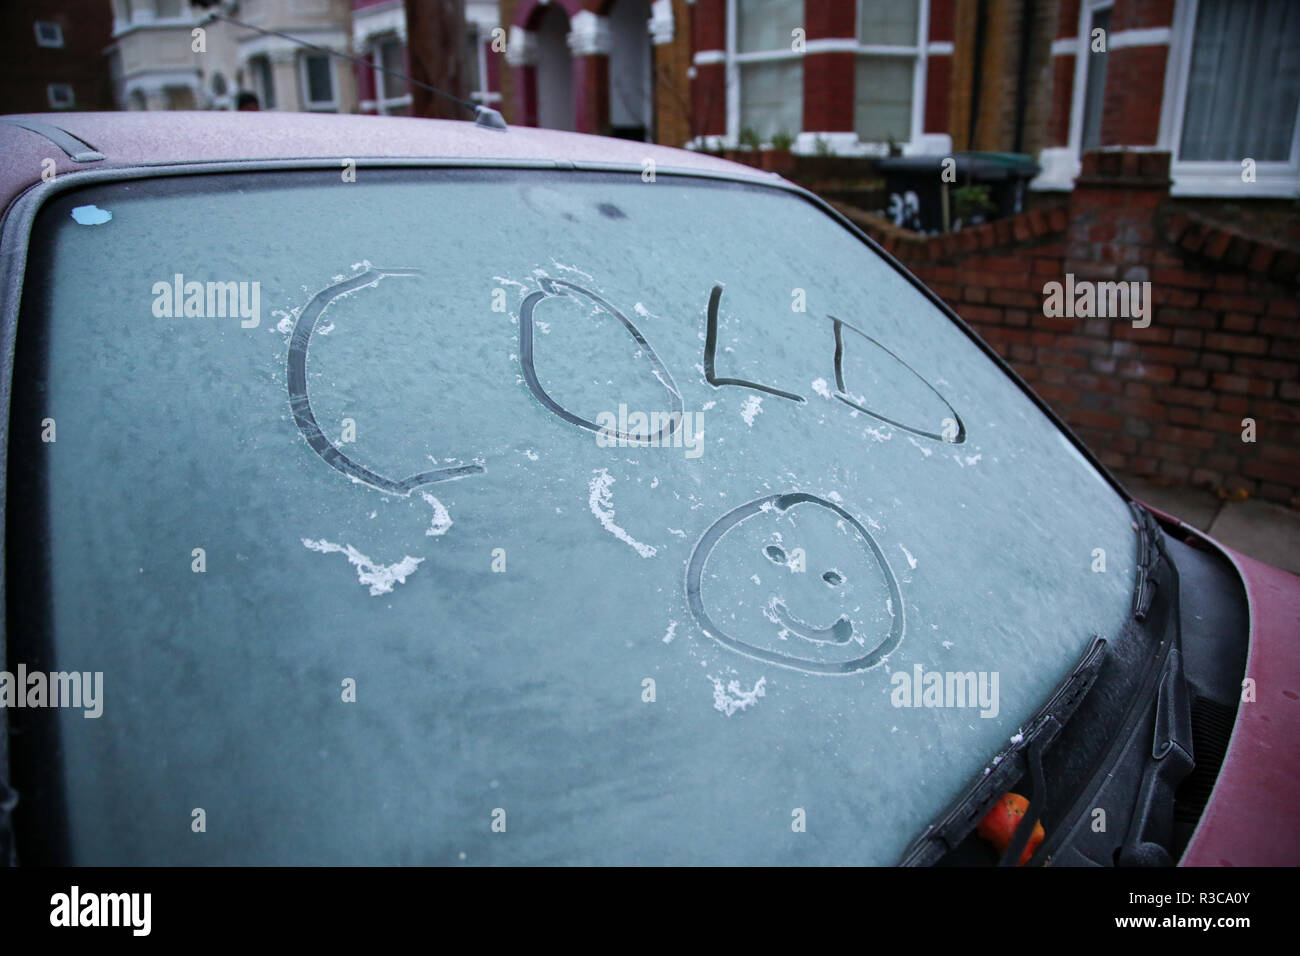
{"left": 0, "top": 112, "right": 769, "bottom": 214}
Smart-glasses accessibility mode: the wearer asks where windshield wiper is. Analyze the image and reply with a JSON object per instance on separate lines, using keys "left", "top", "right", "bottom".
{"left": 898, "top": 635, "right": 1108, "bottom": 866}
{"left": 900, "top": 499, "right": 1189, "bottom": 867}
{"left": 1130, "top": 500, "right": 1158, "bottom": 622}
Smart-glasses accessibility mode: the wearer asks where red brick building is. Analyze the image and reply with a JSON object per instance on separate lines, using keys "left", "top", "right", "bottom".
{"left": 0, "top": 0, "right": 115, "bottom": 114}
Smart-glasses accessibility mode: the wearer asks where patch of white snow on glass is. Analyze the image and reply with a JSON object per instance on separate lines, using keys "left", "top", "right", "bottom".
{"left": 420, "top": 493, "right": 453, "bottom": 536}
{"left": 302, "top": 538, "right": 423, "bottom": 596}
{"left": 709, "top": 675, "right": 767, "bottom": 716}
{"left": 588, "top": 468, "right": 656, "bottom": 558}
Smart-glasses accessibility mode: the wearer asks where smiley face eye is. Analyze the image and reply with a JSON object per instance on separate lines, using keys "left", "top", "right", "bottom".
{"left": 764, "top": 545, "right": 787, "bottom": 565}
{"left": 822, "top": 570, "right": 844, "bottom": 586}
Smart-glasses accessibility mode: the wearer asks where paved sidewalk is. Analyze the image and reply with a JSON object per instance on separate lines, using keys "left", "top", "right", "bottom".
{"left": 1118, "top": 473, "right": 1300, "bottom": 575}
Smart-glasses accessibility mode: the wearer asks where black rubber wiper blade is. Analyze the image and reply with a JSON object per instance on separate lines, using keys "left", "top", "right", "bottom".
{"left": 1129, "top": 501, "right": 1159, "bottom": 621}
{"left": 898, "top": 635, "right": 1108, "bottom": 866}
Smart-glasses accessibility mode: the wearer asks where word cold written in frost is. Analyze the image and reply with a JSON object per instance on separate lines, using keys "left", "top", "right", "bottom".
{"left": 152, "top": 273, "right": 260, "bottom": 327}
{"left": 1042, "top": 274, "right": 1151, "bottom": 328}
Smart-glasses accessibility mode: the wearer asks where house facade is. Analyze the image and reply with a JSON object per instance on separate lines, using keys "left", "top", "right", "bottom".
{"left": 494, "top": 0, "right": 1300, "bottom": 200}
{"left": 106, "top": 0, "right": 359, "bottom": 113}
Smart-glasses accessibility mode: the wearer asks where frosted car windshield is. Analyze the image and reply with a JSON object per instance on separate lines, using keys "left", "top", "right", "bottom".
{"left": 8, "top": 169, "right": 1136, "bottom": 864}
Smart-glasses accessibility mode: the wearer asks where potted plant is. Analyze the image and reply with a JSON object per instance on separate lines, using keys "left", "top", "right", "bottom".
{"left": 724, "top": 127, "right": 763, "bottom": 166}
{"left": 951, "top": 183, "right": 998, "bottom": 230}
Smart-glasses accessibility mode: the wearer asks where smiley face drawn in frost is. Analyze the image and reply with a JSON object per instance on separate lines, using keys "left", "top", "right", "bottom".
{"left": 686, "top": 493, "right": 904, "bottom": 675}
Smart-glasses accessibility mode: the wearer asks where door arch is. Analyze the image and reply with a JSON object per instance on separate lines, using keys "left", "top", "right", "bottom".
{"left": 606, "top": 0, "right": 653, "bottom": 140}
{"left": 534, "top": 3, "right": 575, "bottom": 131}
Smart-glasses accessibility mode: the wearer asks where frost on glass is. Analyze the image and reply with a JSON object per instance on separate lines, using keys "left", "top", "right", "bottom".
{"left": 25, "top": 170, "right": 1135, "bottom": 865}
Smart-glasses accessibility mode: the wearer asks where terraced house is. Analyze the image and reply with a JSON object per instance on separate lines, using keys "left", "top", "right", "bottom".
{"left": 105, "top": 0, "right": 359, "bottom": 112}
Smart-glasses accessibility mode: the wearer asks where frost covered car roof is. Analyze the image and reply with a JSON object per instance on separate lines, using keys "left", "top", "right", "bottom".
{"left": 0, "top": 112, "right": 769, "bottom": 213}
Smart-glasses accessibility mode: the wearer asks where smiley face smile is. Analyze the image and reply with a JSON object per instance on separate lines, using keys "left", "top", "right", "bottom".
{"left": 769, "top": 598, "right": 854, "bottom": 645}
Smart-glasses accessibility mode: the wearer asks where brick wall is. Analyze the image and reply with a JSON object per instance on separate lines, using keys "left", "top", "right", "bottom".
{"left": 834, "top": 150, "right": 1300, "bottom": 507}
{"left": 691, "top": 0, "right": 726, "bottom": 139}
{"left": 804, "top": 52, "right": 856, "bottom": 134}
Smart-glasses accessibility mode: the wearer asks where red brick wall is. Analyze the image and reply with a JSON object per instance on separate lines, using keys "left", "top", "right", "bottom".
{"left": 1100, "top": 45, "right": 1167, "bottom": 147}
{"left": 578, "top": 52, "right": 609, "bottom": 135}
{"left": 804, "top": 52, "right": 856, "bottom": 133}
{"left": 834, "top": 150, "right": 1300, "bottom": 506}
{"left": 1112, "top": 0, "right": 1176, "bottom": 31}
{"left": 0, "top": 0, "right": 114, "bottom": 113}
{"left": 930, "top": 0, "right": 956, "bottom": 43}
{"left": 806, "top": 0, "right": 855, "bottom": 39}
{"left": 1047, "top": 54, "right": 1074, "bottom": 147}
{"left": 924, "top": 56, "right": 952, "bottom": 135}
{"left": 691, "top": 62, "right": 725, "bottom": 138}
{"left": 1057, "top": 0, "right": 1081, "bottom": 37}
{"left": 693, "top": 0, "right": 725, "bottom": 52}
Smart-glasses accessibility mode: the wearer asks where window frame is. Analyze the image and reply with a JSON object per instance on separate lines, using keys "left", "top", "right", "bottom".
{"left": 724, "top": 0, "right": 930, "bottom": 154}
{"left": 852, "top": 0, "right": 928, "bottom": 150}
{"left": 248, "top": 54, "right": 276, "bottom": 111}
{"left": 1029, "top": 0, "right": 1112, "bottom": 191}
{"left": 34, "top": 21, "right": 64, "bottom": 49}
{"left": 726, "top": 0, "right": 806, "bottom": 146}
{"left": 1067, "top": 0, "right": 1114, "bottom": 158}
{"left": 371, "top": 34, "right": 413, "bottom": 116}
{"left": 468, "top": 26, "right": 501, "bottom": 108}
{"left": 1159, "top": 0, "right": 1300, "bottom": 197}
{"left": 298, "top": 52, "right": 339, "bottom": 113}
{"left": 46, "top": 84, "right": 75, "bottom": 110}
